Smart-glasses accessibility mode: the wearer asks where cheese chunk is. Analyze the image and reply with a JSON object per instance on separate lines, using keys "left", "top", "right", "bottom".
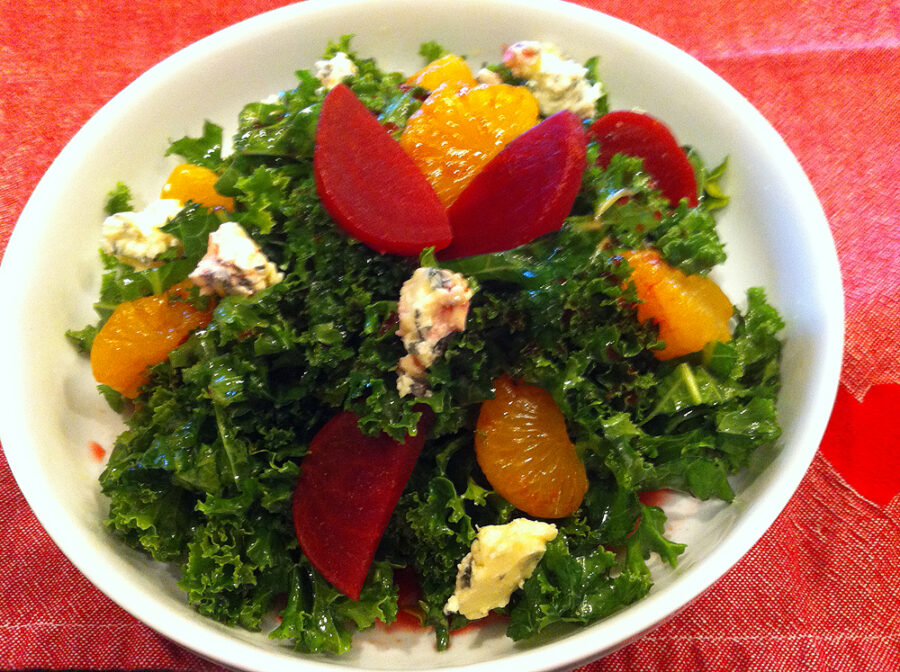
{"left": 101, "top": 198, "right": 183, "bottom": 266}
{"left": 502, "top": 41, "right": 602, "bottom": 120}
{"left": 396, "top": 267, "right": 473, "bottom": 398}
{"left": 189, "top": 221, "right": 283, "bottom": 297}
{"left": 314, "top": 51, "right": 358, "bottom": 91}
{"left": 444, "top": 519, "right": 558, "bottom": 620}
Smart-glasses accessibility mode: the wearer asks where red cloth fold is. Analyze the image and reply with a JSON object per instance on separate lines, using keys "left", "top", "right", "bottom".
{"left": 2, "top": 0, "right": 899, "bottom": 669}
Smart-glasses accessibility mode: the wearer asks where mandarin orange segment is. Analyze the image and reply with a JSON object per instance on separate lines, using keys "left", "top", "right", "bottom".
{"left": 160, "top": 163, "right": 235, "bottom": 211}
{"left": 405, "top": 54, "right": 478, "bottom": 91}
{"left": 91, "top": 282, "right": 214, "bottom": 398}
{"left": 475, "top": 375, "right": 588, "bottom": 518}
{"left": 399, "top": 84, "right": 539, "bottom": 206}
{"left": 624, "top": 249, "right": 733, "bottom": 361}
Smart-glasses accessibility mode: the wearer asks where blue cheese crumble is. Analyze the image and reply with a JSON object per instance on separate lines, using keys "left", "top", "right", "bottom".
{"left": 189, "top": 221, "right": 283, "bottom": 297}
{"left": 502, "top": 41, "right": 602, "bottom": 120}
{"left": 396, "top": 267, "right": 473, "bottom": 398}
{"left": 314, "top": 51, "right": 358, "bottom": 91}
{"left": 101, "top": 198, "right": 183, "bottom": 267}
{"left": 444, "top": 518, "right": 558, "bottom": 620}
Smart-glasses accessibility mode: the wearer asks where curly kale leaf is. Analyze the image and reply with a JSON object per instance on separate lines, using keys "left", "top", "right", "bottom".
{"left": 654, "top": 204, "right": 727, "bottom": 276}
{"left": 592, "top": 288, "right": 784, "bottom": 501}
{"left": 231, "top": 78, "right": 321, "bottom": 159}
{"left": 103, "top": 473, "right": 198, "bottom": 562}
{"left": 270, "top": 560, "right": 397, "bottom": 654}
{"left": 384, "top": 474, "right": 478, "bottom": 650}
{"left": 418, "top": 40, "right": 448, "bottom": 63}
{"left": 166, "top": 120, "right": 225, "bottom": 169}
{"left": 65, "top": 323, "right": 98, "bottom": 353}
{"left": 507, "top": 530, "right": 650, "bottom": 641}
{"left": 625, "top": 504, "right": 686, "bottom": 576}
{"left": 583, "top": 56, "right": 610, "bottom": 117}
{"left": 178, "top": 505, "right": 292, "bottom": 630}
{"left": 507, "top": 502, "right": 682, "bottom": 641}
{"left": 104, "top": 181, "right": 133, "bottom": 215}
{"left": 573, "top": 147, "right": 726, "bottom": 275}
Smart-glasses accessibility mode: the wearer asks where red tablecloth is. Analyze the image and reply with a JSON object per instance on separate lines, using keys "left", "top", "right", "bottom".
{"left": 1, "top": 1, "right": 899, "bottom": 669}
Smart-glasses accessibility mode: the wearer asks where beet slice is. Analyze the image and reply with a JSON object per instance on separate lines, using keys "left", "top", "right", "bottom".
{"left": 438, "top": 110, "right": 586, "bottom": 260}
{"left": 313, "top": 84, "right": 451, "bottom": 256}
{"left": 292, "top": 410, "right": 431, "bottom": 600}
{"left": 589, "top": 110, "right": 698, "bottom": 207}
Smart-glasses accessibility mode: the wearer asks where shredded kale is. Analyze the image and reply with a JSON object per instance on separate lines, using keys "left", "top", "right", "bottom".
{"left": 70, "top": 38, "right": 784, "bottom": 655}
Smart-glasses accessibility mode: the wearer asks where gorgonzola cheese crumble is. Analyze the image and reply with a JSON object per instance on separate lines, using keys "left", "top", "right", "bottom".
{"left": 444, "top": 519, "right": 558, "bottom": 620}
{"left": 189, "top": 221, "right": 283, "bottom": 297}
{"left": 502, "top": 41, "right": 602, "bottom": 120}
{"left": 396, "top": 267, "right": 473, "bottom": 398}
{"left": 314, "top": 51, "right": 359, "bottom": 91}
{"left": 102, "top": 198, "right": 183, "bottom": 267}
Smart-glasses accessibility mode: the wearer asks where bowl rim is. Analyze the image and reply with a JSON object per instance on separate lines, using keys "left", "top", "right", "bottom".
{"left": 0, "top": 0, "right": 844, "bottom": 670}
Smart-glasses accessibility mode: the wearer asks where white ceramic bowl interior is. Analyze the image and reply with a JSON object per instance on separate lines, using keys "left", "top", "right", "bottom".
{"left": 0, "top": 1, "right": 843, "bottom": 670}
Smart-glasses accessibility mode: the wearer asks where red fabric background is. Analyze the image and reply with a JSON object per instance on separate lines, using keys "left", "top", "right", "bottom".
{"left": 1, "top": 0, "right": 899, "bottom": 670}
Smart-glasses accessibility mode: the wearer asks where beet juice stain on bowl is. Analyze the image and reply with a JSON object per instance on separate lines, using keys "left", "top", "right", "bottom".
{"left": 0, "top": 2, "right": 842, "bottom": 671}
{"left": 88, "top": 441, "right": 107, "bottom": 461}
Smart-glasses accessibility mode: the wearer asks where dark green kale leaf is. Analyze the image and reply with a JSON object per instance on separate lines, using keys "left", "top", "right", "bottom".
{"left": 572, "top": 146, "right": 726, "bottom": 275}
{"left": 231, "top": 164, "right": 300, "bottom": 237}
{"left": 270, "top": 560, "right": 397, "bottom": 654}
{"left": 645, "top": 362, "right": 738, "bottom": 420}
{"left": 729, "top": 287, "right": 785, "bottom": 398}
{"left": 625, "top": 503, "right": 686, "bottom": 576}
{"left": 507, "top": 530, "right": 650, "bottom": 641}
{"left": 232, "top": 76, "right": 321, "bottom": 159}
{"left": 104, "top": 181, "right": 133, "bottom": 215}
{"left": 178, "top": 504, "right": 292, "bottom": 630}
{"left": 65, "top": 324, "right": 98, "bottom": 353}
{"left": 166, "top": 120, "right": 226, "bottom": 169}
{"left": 687, "top": 149, "right": 730, "bottom": 211}
{"left": 384, "top": 474, "right": 478, "bottom": 650}
{"left": 102, "top": 468, "right": 198, "bottom": 563}
{"left": 580, "top": 478, "right": 642, "bottom": 546}
{"left": 654, "top": 204, "right": 727, "bottom": 276}
{"left": 159, "top": 202, "right": 224, "bottom": 260}
{"left": 583, "top": 56, "right": 610, "bottom": 117}
{"left": 418, "top": 40, "right": 449, "bottom": 63}
{"left": 97, "top": 383, "right": 126, "bottom": 413}
{"left": 91, "top": 251, "right": 181, "bottom": 321}
{"left": 506, "top": 497, "right": 681, "bottom": 642}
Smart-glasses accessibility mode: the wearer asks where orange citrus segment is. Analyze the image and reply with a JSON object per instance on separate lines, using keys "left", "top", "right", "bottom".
{"left": 399, "top": 84, "right": 539, "bottom": 206}
{"left": 475, "top": 375, "right": 588, "bottom": 518}
{"left": 405, "top": 54, "right": 477, "bottom": 90}
{"left": 91, "top": 282, "right": 214, "bottom": 398}
{"left": 160, "top": 163, "right": 234, "bottom": 211}
{"left": 624, "top": 249, "right": 732, "bottom": 360}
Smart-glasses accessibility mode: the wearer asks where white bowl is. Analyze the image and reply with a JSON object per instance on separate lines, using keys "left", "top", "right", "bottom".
{"left": 0, "top": 0, "right": 843, "bottom": 670}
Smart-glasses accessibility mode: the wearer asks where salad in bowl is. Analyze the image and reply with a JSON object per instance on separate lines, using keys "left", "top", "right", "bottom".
{"left": 65, "top": 35, "right": 784, "bottom": 657}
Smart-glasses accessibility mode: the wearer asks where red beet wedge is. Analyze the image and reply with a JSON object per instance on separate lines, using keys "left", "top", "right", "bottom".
{"left": 589, "top": 110, "right": 698, "bottom": 207}
{"left": 438, "top": 110, "right": 587, "bottom": 260}
{"left": 314, "top": 84, "right": 452, "bottom": 256}
{"left": 292, "top": 410, "right": 431, "bottom": 600}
